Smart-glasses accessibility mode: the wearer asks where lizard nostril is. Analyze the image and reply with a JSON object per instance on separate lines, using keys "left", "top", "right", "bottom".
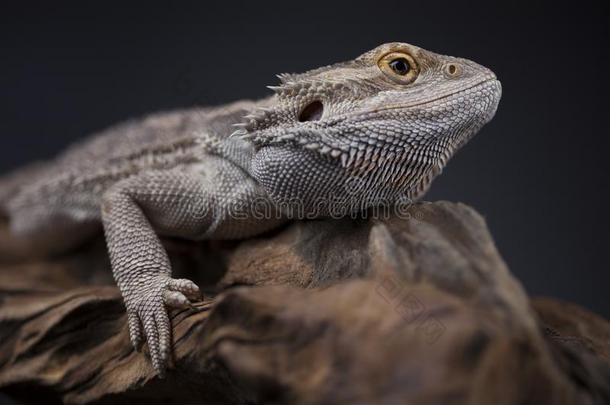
{"left": 444, "top": 63, "right": 462, "bottom": 78}
{"left": 298, "top": 100, "right": 324, "bottom": 122}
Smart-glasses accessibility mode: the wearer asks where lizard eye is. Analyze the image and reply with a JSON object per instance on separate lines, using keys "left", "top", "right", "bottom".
{"left": 378, "top": 51, "right": 419, "bottom": 85}
{"left": 389, "top": 58, "right": 410, "bottom": 75}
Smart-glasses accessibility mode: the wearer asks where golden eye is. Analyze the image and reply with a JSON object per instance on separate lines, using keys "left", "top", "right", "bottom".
{"left": 378, "top": 51, "right": 419, "bottom": 84}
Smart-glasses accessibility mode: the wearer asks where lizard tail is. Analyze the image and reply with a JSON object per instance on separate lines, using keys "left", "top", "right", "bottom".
{"left": 0, "top": 161, "right": 64, "bottom": 263}
{"left": 0, "top": 161, "right": 48, "bottom": 215}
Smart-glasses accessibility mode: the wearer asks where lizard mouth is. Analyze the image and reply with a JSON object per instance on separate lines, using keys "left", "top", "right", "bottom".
{"left": 364, "top": 78, "right": 501, "bottom": 115}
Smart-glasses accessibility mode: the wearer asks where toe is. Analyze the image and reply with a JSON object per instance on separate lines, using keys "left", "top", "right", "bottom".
{"left": 163, "top": 290, "right": 191, "bottom": 308}
{"left": 127, "top": 311, "right": 143, "bottom": 351}
{"left": 142, "top": 311, "right": 163, "bottom": 376}
{"left": 155, "top": 311, "right": 172, "bottom": 369}
{"left": 168, "top": 278, "right": 201, "bottom": 300}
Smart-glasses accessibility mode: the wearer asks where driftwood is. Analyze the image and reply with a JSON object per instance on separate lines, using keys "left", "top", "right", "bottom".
{"left": 0, "top": 201, "right": 608, "bottom": 404}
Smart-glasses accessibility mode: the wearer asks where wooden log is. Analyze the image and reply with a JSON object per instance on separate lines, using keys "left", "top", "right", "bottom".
{"left": 0, "top": 202, "right": 608, "bottom": 404}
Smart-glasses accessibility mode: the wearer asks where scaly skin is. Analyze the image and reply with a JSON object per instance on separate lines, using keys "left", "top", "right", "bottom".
{"left": 0, "top": 42, "right": 501, "bottom": 376}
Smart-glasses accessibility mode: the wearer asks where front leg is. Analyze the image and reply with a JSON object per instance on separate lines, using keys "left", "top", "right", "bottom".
{"left": 101, "top": 170, "right": 214, "bottom": 377}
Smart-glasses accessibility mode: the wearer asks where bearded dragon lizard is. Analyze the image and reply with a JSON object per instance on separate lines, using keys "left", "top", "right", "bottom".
{"left": 0, "top": 42, "right": 502, "bottom": 376}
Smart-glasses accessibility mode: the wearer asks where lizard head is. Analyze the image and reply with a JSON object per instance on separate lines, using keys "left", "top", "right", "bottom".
{"left": 237, "top": 42, "right": 502, "bottom": 216}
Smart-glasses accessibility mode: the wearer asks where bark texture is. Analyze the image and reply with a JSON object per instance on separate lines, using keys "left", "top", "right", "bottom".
{"left": 0, "top": 201, "right": 608, "bottom": 404}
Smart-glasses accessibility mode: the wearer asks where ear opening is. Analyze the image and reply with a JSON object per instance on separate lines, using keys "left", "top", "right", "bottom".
{"left": 298, "top": 101, "right": 324, "bottom": 122}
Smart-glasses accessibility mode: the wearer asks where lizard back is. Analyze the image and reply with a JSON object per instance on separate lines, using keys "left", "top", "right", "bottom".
{"left": 1, "top": 100, "right": 264, "bottom": 215}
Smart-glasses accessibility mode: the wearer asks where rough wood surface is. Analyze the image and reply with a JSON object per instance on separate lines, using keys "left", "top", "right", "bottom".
{"left": 0, "top": 202, "right": 608, "bottom": 404}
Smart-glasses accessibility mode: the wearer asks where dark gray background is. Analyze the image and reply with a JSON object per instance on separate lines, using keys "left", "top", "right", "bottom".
{"left": 1, "top": 1, "right": 608, "bottom": 317}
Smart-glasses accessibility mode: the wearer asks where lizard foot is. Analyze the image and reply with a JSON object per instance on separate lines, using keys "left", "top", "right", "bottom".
{"left": 124, "top": 276, "right": 201, "bottom": 377}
